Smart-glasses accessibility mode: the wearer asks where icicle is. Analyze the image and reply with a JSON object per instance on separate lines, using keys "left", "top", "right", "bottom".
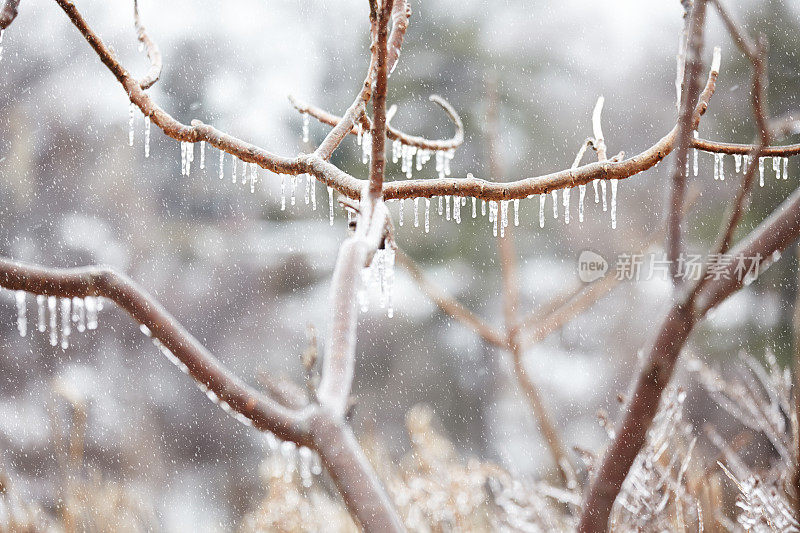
{"left": 144, "top": 116, "right": 151, "bottom": 158}
{"left": 290, "top": 176, "right": 297, "bottom": 206}
{"left": 414, "top": 197, "right": 420, "bottom": 227}
{"left": 773, "top": 157, "right": 781, "bottom": 180}
{"left": 491, "top": 201, "right": 499, "bottom": 237}
{"left": 424, "top": 198, "right": 430, "bottom": 233}
{"left": 481, "top": 200, "right": 487, "bottom": 217}
{"left": 302, "top": 113, "right": 310, "bottom": 143}
{"left": 392, "top": 139, "right": 401, "bottom": 164}
{"left": 361, "top": 132, "right": 372, "bottom": 164}
{"left": 551, "top": 191, "right": 558, "bottom": 219}
{"left": 327, "top": 186, "right": 334, "bottom": 225}
{"left": 186, "top": 142, "right": 193, "bottom": 176}
{"left": 743, "top": 155, "right": 751, "bottom": 174}
{"left": 180, "top": 142, "right": 187, "bottom": 176}
{"left": 758, "top": 157, "right": 764, "bottom": 187}
{"left": 15, "top": 291, "right": 26, "bottom": 337}
{"left": 48, "top": 296, "right": 57, "bottom": 347}
{"left": 600, "top": 180, "right": 608, "bottom": 212}
{"left": 453, "top": 196, "right": 461, "bottom": 224}
{"left": 499, "top": 200, "right": 508, "bottom": 237}
{"left": 37, "top": 295, "right": 46, "bottom": 333}
{"left": 60, "top": 298, "right": 71, "bottom": 350}
{"left": 578, "top": 184, "right": 586, "bottom": 223}
{"left": 472, "top": 197, "right": 477, "bottom": 219}
{"left": 281, "top": 175, "right": 286, "bottom": 211}
{"left": 385, "top": 248, "right": 395, "bottom": 318}
{"left": 218, "top": 151, "right": 225, "bottom": 180}
{"left": 692, "top": 131, "right": 699, "bottom": 176}
{"left": 539, "top": 194, "right": 545, "bottom": 228}
{"left": 398, "top": 198, "right": 405, "bottom": 226}
{"left": 514, "top": 199, "right": 520, "bottom": 226}
{"left": 231, "top": 157, "right": 238, "bottom": 184}
{"left": 73, "top": 297, "right": 86, "bottom": 333}
{"left": 250, "top": 163, "right": 258, "bottom": 194}
{"left": 718, "top": 154, "right": 725, "bottom": 181}
{"left": 240, "top": 158, "right": 247, "bottom": 185}
{"left": 200, "top": 141, "right": 206, "bottom": 169}
{"left": 562, "top": 188, "right": 570, "bottom": 224}
{"left": 128, "top": 102, "right": 135, "bottom": 147}
{"left": 783, "top": 156, "right": 789, "bottom": 180}
{"left": 611, "top": 180, "right": 618, "bottom": 229}
{"left": 734, "top": 153, "right": 741, "bottom": 173}
{"left": 444, "top": 150, "right": 453, "bottom": 176}
{"left": 405, "top": 147, "right": 416, "bottom": 178}
{"left": 445, "top": 195, "right": 451, "bottom": 221}
{"left": 85, "top": 296, "right": 98, "bottom": 330}
{"left": 593, "top": 179, "right": 600, "bottom": 203}
{"left": 713, "top": 153, "right": 719, "bottom": 180}
{"left": 304, "top": 174, "right": 311, "bottom": 204}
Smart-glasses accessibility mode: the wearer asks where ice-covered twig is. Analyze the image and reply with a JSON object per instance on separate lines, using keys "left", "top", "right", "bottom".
{"left": 133, "top": 0, "right": 161, "bottom": 90}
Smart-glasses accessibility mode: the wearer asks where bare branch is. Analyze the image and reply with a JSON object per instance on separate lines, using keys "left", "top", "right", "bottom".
{"left": 386, "top": 0, "right": 410, "bottom": 75}
{"left": 666, "top": 0, "right": 709, "bottom": 286}
{"left": 292, "top": 93, "right": 465, "bottom": 153}
{"left": 397, "top": 250, "right": 506, "bottom": 348}
{"left": 368, "top": 0, "right": 395, "bottom": 198}
{"left": 0, "top": 0, "right": 20, "bottom": 29}
{"left": 133, "top": 0, "right": 161, "bottom": 90}
{"left": 0, "top": 257, "right": 308, "bottom": 442}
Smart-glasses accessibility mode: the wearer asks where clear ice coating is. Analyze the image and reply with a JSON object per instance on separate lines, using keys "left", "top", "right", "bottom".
{"left": 578, "top": 184, "right": 586, "bottom": 223}
{"left": 611, "top": 180, "right": 618, "bottom": 229}
{"left": 302, "top": 113, "right": 310, "bottom": 143}
{"left": 48, "top": 296, "right": 57, "bottom": 347}
{"left": 144, "top": 116, "right": 151, "bottom": 158}
{"left": 37, "top": 295, "right": 46, "bottom": 333}
{"left": 15, "top": 291, "right": 26, "bottom": 337}
{"left": 73, "top": 297, "right": 86, "bottom": 333}
{"left": 61, "top": 298, "right": 71, "bottom": 350}
{"left": 539, "top": 194, "right": 545, "bottom": 228}
{"left": 424, "top": 198, "right": 430, "bottom": 233}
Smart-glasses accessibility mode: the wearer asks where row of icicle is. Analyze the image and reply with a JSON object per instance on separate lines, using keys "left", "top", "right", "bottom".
{"left": 127, "top": 105, "right": 624, "bottom": 231}
{"left": 13, "top": 291, "right": 102, "bottom": 348}
{"left": 692, "top": 132, "right": 793, "bottom": 186}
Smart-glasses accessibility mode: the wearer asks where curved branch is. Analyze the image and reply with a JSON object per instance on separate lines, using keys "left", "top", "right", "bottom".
{"left": 292, "top": 93, "right": 465, "bottom": 152}
{"left": 691, "top": 137, "right": 800, "bottom": 156}
{"left": 386, "top": 0, "right": 409, "bottom": 75}
{"left": 0, "top": 257, "right": 309, "bottom": 443}
{"left": 133, "top": 0, "right": 162, "bottom": 90}
{"left": 0, "top": 0, "right": 20, "bottom": 30}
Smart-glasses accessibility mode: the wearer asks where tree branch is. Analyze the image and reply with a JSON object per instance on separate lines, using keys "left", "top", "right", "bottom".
{"left": 666, "top": 0, "right": 709, "bottom": 286}
{"left": 368, "top": 0, "right": 394, "bottom": 199}
{"left": 133, "top": 0, "right": 161, "bottom": 90}
{"left": 0, "top": 0, "right": 20, "bottom": 29}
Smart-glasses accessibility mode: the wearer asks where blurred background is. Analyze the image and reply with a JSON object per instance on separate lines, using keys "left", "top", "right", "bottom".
{"left": 0, "top": 0, "right": 799, "bottom": 529}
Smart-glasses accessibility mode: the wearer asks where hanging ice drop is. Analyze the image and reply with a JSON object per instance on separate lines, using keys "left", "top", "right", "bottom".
{"left": 578, "top": 184, "right": 586, "bottom": 223}
{"left": 61, "top": 298, "right": 71, "bottom": 350}
{"left": 758, "top": 157, "right": 764, "bottom": 187}
{"left": 551, "top": 191, "right": 558, "bottom": 219}
{"left": 398, "top": 199, "right": 404, "bottom": 227}
{"left": 15, "top": 291, "right": 26, "bottom": 337}
{"left": 424, "top": 198, "right": 430, "bottom": 233}
{"left": 37, "top": 295, "right": 46, "bottom": 333}
{"left": 414, "top": 197, "right": 420, "bottom": 228}
{"left": 200, "top": 141, "right": 206, "bottom": 170}
{"left": 562, "top": 188, "right": 570, "bottom": 224}
{"left": 539, "top": 194, "right": 545, "bottom": 228}
{"left": 48, "top": 296, "right": 57, "bottom": 347}
{"left": 514, "top": 199, "right": 520, "bottom": 227}
{"left": 734, "top": 153, "right": 741, "bottom": 173}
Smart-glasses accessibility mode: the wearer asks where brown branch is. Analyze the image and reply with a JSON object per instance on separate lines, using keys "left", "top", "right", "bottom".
{"left": 0, "top": 0, "right": 20, "bottom": 29}
{"left": 667, "top": 0, "right": 709, "bottom": 286}
{"left": 386, "top": 0, "right": 410, "bottom": 75}
{"left": 368, "top": 0, "right": 394, "bottom": 198}
{"left": 396, "top": 250, "right": 505, "bottom": 348}
{"left": 0, "top": 257, "right": 307, "bottom": 441}
{"left": 291, "top": 93, "right": 465, "bottom": 153}
{"left": 133, "top": 0, "right": 161, "bottom": 90}
{"left": 691, "top": 137, "right": 800, "bottom": 156}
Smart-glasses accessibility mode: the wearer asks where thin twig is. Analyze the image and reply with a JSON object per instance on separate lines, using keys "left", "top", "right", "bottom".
{"left": 133, "top": 0, "right": 161, "bottom": 90}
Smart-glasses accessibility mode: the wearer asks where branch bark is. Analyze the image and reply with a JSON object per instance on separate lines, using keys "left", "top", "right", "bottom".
{"left": 0, "top": 0, "right": 20, "bottom": 29}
